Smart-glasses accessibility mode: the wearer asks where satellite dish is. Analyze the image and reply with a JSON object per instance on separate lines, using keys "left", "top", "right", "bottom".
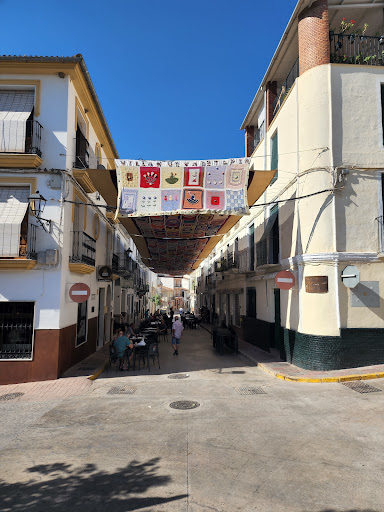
{"left": 341, "top": 265, "right": 360, "bottom": 288}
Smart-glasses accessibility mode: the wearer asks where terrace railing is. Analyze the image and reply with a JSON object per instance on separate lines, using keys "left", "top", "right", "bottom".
{"left": 330, "top": 33, "right": 384, "bottom": 66}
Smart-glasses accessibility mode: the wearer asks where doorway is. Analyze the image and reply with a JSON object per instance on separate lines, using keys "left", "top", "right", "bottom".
{"left": 274, "top": 288, "right": 281, "bottom": 351}
{"left": 97, "top": 288, "right": 105, "bottom": 348}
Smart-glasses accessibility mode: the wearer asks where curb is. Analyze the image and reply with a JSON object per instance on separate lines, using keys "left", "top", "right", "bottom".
{"left": 202, "top": 324, "right": 384, "bottom": 384}
{"left": 257, "top": 362, "right": 384, "bottom": 383}
{"left": 88, "top": 358, "right": 109, "bottom": 381}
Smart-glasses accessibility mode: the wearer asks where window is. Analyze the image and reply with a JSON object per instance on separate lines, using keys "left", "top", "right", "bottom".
{"left": 0, "top": 187, "right": 31, "bottom": 257}
{"left": 0, "top": 90, "right": 35, "bottom": 154}
{"left": 248, "top": 224, "right": 255, "bottom": 271}
{"left": 76, "top": 300, "right": 88, "bottom": 347}
{"left": 0, "top": 302, "right": 34, "bottom": 359}
{"left": 256, "top": 205, "right": 279, "bottom": 266}
{"left": 246, "top": 288, "right": 256, "bottom": 318}
{"left": 270, "top": 131, "right": 278, "bottom": 183}
{"left": 95, "top": 144, "right": 102, "bottom": 167}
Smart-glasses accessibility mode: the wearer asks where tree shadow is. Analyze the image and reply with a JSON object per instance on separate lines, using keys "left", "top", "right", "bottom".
{"left": 0, "top": 458, "right": 187, "bottom": 512}
{"left": 307, "top": 509, "right": 378, "bottom": 512}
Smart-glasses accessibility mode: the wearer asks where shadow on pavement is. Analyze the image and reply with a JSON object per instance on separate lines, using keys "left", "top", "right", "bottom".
{"left": 308, "top": 509, "right": 379, "bottom": 512}
{"left": 0, "top": 458, "right": 187, "bottom": 511}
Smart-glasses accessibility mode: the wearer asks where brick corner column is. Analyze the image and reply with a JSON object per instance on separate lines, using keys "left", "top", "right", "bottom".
{"left": 298, "top": 0, "right": 330, "bottom": 76}
{"left": 266, "top": 81, "right": 277, "bottom": 130}
{"left": 245, "top": 126, "right": 254, "bottom": 157}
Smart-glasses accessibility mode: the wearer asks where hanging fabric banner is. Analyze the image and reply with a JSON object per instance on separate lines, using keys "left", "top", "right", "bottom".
{"left": 115, "top": 158, "right": 251, "bottom": 218}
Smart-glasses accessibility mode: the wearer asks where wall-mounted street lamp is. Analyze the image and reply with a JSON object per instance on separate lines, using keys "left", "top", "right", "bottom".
{"left": 28, "top": 190, "right": 52, "bottom": 233}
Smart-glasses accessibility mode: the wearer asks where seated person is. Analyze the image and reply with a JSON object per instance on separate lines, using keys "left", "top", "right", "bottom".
{"left": 127, "top": 323, "right": 135, "bottom": 336}
{"left": 114, "top": 329, "right": 134, "bottom": 370}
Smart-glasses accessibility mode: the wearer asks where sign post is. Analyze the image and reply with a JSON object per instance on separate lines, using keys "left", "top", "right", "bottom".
{"left": 275, "top": 270, "right": 295, "bottom": 290}
{"left": 69, "top": 283, "right": 91, "bottom": 303}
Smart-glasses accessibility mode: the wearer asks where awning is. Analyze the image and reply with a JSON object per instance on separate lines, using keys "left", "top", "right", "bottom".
{"left": 0, "top": 187, "right": 30, "bottom": 257}
{"left": 0, "top": 90, "right": 35, "bottom": 153}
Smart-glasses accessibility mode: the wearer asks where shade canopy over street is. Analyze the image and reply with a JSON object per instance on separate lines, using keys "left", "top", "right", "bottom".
{"left": 75, "top": 166, "right": 276, "bottom": 274}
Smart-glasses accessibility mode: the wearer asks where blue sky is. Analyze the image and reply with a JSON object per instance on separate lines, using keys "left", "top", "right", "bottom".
{"left": 1, "top": 0, "right": 297, "bottom": 160}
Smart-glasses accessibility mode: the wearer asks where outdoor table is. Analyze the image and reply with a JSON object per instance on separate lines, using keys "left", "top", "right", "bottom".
{"left": 213, "top": 327, "right": 232, "bottom": 355}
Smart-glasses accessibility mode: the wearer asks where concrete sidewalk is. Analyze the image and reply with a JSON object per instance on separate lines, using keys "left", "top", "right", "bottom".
{"left": 62, "top": 342, "right": 110, "bottom": 380}
{"left": 202, "top": 323, "right": 384, "bottom": 383}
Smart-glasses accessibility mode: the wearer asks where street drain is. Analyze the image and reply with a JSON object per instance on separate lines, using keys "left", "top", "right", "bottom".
{"left": 235, "top": 387, "right": 267, "bottom": 395}
{"left": 168, "top": 374, "right": 189, "bottom": 379}
{"left": 0, "top": 392, "right": 24, "bottom": 401}
{"left": 108, "top": 386, "right": 137, "bottom": 395}
{"left": 341, "top": 381, "right": 382, "bottom": 394}
{"left": 169, "top": 400, "right": 200, "bottom": 410}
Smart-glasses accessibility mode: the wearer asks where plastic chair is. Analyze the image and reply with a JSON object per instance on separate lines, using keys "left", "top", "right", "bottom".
{"left": 147, "top": 342, "right": 160, "bottom": 371}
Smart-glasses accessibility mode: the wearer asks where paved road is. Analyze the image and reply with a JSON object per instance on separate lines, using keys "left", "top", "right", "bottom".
{"left": 0, "top": 327, "right": 383, "bottom": 512}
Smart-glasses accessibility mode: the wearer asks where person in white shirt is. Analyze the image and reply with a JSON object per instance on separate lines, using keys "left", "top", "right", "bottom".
{"left": 172, "top": 315, "right": 184, "bottom": 356}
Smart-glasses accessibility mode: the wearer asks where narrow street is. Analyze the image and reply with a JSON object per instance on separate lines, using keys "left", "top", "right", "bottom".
{"left": 1, "top": 327, "right": 384, "bottom": 512}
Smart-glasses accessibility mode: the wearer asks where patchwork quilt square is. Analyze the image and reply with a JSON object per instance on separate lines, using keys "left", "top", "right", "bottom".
{"left": 204, "top": 166, "right": 226, "bottom": 189}
{"left": 226, "top": 189, "right": 248, "bottom": 214}
{"left": 119, "top": 166, "right": 139, "bottom": 188}
{"left": 140, "top": 167, "right": 161, "bottom": 188}
{"left": 161, "top": 189, "right": 181, "bottom": 212}
{"left": 226, "top": 164, "right": 247, "bottom": 190}
{"left": 184, "top": 167, "right": 204, "bottom": 187}
{"left": 138, "top": 189, "right": 161, "bottom": 214}
{"left": 205, "top": 190, "right": 225, "bottom": 211}
{"left": 120, "top": 189, "right": 138, "bottom": 214}
{"left": 161, "top": 167, "right": 183, "bottom": 189}
{"left": 182, "top": 189, "right": 204, "bottom": 210}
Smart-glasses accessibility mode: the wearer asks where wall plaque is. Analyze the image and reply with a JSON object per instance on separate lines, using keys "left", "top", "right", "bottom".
{"left": 305, "top": 276, "right": 328, "bottom": 293}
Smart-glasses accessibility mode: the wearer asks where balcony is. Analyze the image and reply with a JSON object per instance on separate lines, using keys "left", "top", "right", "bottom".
{"left": 272, "top": 58, "right": 299, "bottom": 121}
{"left": 256, "top": 236, "right": 279, "bottom": 267}
{"left": 69, "top": 231, "right": 96, "bottom": 274}
{"left": 0, "top": 119, "right": 43, "bottom": 168}
{"left": 73, "top": 130, "right": 89, "bottom": 169}
{"left": 118, "top": 251, "right": 133, "bottom": 276}
{"left": 0, "top": 223, "right": 38, "bottom": 270}
{"left": 330, "top": 33, "right": 384, "bottom": 66}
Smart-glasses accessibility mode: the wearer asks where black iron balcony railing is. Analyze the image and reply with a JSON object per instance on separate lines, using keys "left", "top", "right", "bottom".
{"left": 330, "top": 33, "right": 384, "bottom": 66}
{"left": 256, "top": 236, "right": 279, "bottom": 267}
{"left": 19, "top": 223, "right": 37, "bottom": 260}
{"left": 272, "top": 58, "right": 299, "bottom": 120}
{"left": 251, "top": 122, "right": 265, "bottom": 154}
{"left": 70, "top": 231, "right": 96, "bottom": 266}
{"left": 112, "top": 253, "right": 119, "bottom": 274}
{"left": 73, "top": 130, "right": 89, "bottom": 169}
{"left": 118, "top": 252, "right": 133, "bottom": 275}
{"left": 0, "top": 119, "right": 42, "bottom": 156}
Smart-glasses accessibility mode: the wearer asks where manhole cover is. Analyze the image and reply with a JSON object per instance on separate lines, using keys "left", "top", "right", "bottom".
{"left": 342, "top": 381, "right": 382, "bottom": 394}
{"left": 169, "top": 400, "right": 200, "bottom": 410}
{"left": 235, "top": 387, "right": 267, "bottom": 395}
{"left": 0, "top": 392, "right": 24, "bottom": 401}
{"left": 168, "top": 374, "right": 190, "bottom": 379}
{"left": 108, "top": 386, "right": 137, "bottom": 395}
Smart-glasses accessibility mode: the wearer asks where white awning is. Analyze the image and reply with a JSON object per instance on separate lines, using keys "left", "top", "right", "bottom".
{"left": 0, "top": 187, "right": 30, "bottom": 257}
{"left": 0, "top": 91, "right": 34, "bottom": 153}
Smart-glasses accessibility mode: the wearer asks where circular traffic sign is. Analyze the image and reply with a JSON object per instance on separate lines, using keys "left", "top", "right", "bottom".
{"left": 275, "top": 270, "right": 295, "bottom": 290}
{"left": 69, "top": 283, "right": 90, "bottom": 303}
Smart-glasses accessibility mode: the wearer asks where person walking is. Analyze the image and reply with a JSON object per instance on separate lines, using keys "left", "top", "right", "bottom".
{"left": 172, "top": 315, "right": 183, "bottom": 356}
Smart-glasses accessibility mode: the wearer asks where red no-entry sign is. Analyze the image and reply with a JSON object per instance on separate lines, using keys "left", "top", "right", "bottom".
{"left": 275, "top": 271, "right": 295, "bottom": 290}
{"left": 69, "top": 283, "right": 90, "bottom": 303}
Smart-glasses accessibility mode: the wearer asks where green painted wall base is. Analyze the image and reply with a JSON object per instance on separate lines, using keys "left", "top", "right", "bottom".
{"left": 284, "top": 328, "right": 384, "bottom": 371}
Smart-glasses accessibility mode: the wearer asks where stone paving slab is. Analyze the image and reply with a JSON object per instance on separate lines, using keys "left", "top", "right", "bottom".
{"left": 202, "top": 323, "right": 384, "bottom": 383}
